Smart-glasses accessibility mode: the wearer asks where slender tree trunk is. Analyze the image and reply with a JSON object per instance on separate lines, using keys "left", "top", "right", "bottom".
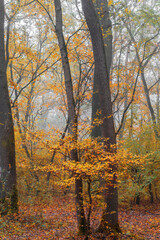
{"left": 81, "top": 0, "right": 120, "bottom": 233}
{"left": 119, "top": 46, "right": 130, "bottom": 139}
{"left": 0, "top": 0, "right": 18, "bottom": 213}
{"left": 157, "top": 80, "right": 159, "bottom": 126}
{"left": 149, "top": 183, "right": 154, "bottom": 204}
{"left": 54, "top": 0, "right": 87, "bottom": 234}
{"left": 140, "top": 69, "right": 158, "bottom": 134}
{"left": 129, "top": 104, "right": 133, "bottom": 138}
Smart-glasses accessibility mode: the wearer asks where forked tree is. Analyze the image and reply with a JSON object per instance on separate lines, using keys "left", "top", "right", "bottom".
{"left": 81, "top": 0, "right": 121, "bottom": 233}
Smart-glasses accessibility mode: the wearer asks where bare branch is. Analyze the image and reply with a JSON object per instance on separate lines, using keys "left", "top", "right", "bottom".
{"left": 149, "top": 78, "right": 160, "bottom": 91}
{"left": 116, "top": 69, "right": 140, "bottom": 135}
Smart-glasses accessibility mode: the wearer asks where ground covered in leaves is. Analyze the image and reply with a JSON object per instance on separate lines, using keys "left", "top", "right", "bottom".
{"left": 0, "top": 195, "right": 160, "bottom": 239}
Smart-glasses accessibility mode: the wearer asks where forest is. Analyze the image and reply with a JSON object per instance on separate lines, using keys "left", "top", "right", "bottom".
{"left": 0, "top": 0, "right": 159, "bottom": 239}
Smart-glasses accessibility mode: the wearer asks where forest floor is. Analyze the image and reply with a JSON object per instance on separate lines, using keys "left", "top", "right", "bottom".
{"left": 0, "top": 195, "right": 160, "bottom": 239}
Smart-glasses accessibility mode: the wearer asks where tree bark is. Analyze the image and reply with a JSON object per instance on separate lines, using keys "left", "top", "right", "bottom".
{"left": 0, "top": 0, "right": 18, "bottom": 213}
{"left": 92, "top": 0, "right": 112, "bottom": 138}
{"left": 94, "top": 0, "right": 112, "bottom": 75}
{"left": 81, "top": 0, "right": 120, "bottom": 233}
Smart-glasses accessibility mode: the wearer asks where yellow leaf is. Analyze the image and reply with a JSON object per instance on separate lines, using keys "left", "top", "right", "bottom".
{"left": 108, "top": 0, "right": 113, "bottom": 6}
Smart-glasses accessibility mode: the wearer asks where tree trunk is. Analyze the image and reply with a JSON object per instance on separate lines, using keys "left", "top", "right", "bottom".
{"left": 129, "top": 104, "right": 133, "bottom": 138}
{"left": 92, "top": 0, "right": 112, "bottom": 138}
{"left": 119, "top": 46, "right": 130, "bottom": 139}
{"left": 94, "top": 0, "right": 112, "bottom": 75}
{"left": 156, "top": 80, "right": 159, "bottom": 126}
{"left": 140, "top": 69, "right": 158, "bottom": 137}
{"left": 0, "top": 0, "right": 18, "bottom": 214}
{"left": 81, "top": 0, "right": 120, "bottom": 233}
{"left": 54, "top": 0, "right": 87, "bottom": 234}
{"left": 149, "top": 183, "right": 154, "bottom": 204}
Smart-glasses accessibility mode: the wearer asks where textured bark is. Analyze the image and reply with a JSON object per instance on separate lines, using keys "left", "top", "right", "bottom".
{"left": 94, "top": 0, "right": 112, "bottom": 74}
{"left": 54, "top": 0, "right": 87, "bottom": 234}
{"left": 82, "top": 0, "right": 115, "bottom": 143}
{"left": 81, "top": 0, "right": 120, "bottom": 233}
{"left": 92, "top": 0, "right": 112, "bottom": 138}
{"left": 0, "top": 0, "right": 17, "bottom": 213}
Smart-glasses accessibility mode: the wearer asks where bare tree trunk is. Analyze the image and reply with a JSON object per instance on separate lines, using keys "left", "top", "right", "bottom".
{"left": 157, "top": 80, "right": 159, "bottom": 126}
{"left": 119, "top": 46, "right": 130, "bottom": 139}
{"left": 81, "top": 0, "right": 120, "bottom": 233}
{"left": 129, "top": 104, "right": 133, "bottom": 138}
{"left": 0, "top": 0, "right": 18, "bottom": 214}
{"left": 140, "top": 69, "right": 158, "bottom": 135}
{"left": 94, "top": 0, "right": 112, "bottom": 74}
{"left": 92, "top": 0, "right": 112, "bottom": 139}
{"left": 149, "top": 183, "right": 154, "bottom": 204}
{"left": 54, "top": 0, "right": 87, "bottom": 235}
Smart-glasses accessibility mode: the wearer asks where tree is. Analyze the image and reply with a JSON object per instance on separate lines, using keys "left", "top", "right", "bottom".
{"left": 81, "top": 0, "right": 121, "bottom": 233}
{"left": 54, "top": 0, "right": 87, "bottom": 234}
{"left": 0, "top": 0, "right": 18, "bottom": 214}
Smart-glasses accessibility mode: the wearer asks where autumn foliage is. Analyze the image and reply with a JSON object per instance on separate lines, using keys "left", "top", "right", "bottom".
{"left": 0, "top": 0, "right": 159, "bottom": 239}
